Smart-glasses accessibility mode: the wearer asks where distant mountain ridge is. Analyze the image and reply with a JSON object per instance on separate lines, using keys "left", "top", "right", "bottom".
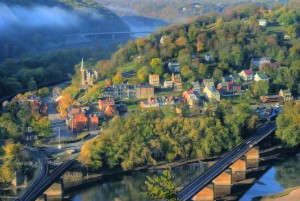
{"left": 0, "top": 0, "right": 129, "bottom": 61}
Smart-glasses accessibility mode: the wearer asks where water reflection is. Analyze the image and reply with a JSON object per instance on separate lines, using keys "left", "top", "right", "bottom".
{"left": 61, "top": 155, "right": 300, "bottom": 201}
{"left": 69, "top": 163, "right": 207, "bottom": 201}
{"left": 240, "top": 156, "right": 300, "bottom": 201}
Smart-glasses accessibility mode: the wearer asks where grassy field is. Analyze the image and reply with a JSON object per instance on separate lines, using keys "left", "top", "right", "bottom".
{"left": 119, "top": 62, "right": 137, "bottom": 72}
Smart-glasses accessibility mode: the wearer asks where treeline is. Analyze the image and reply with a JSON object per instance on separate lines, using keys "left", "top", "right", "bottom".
{"left": 0, "top": 47, "right": 109, "bottom": 97}
{"left": 78, "top": 101, "right": 258, "bottom": 171}
{"left": 93, "top": 2, "right": 300, "bottom": 95}
{"left": 100, "top": 0, "right": 285, "bottom": 23}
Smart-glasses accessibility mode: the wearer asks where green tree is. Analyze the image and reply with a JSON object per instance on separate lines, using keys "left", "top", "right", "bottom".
{"left": 144, "top": 170, "right": 177, "bottom": 201}
{"left": 17, "top": 102, "right": 33, "bottom": 133}
{"left": 198, "top": 63, "right": 207, "bottom": 79}
{"left": 178, "top": 48, "right": 191, "bottom": 67}
{"left": 251, "top": 81, "right": 269, "bottom": 98}
{"left": 276, "top": 102, "right": 300, "bottom": 147}
{"left": 150, "top": 58, "right": 163, "bottom": 76}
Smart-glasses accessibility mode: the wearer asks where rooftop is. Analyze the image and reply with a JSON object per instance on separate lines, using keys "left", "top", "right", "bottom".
{"left": 136, "top": 85, "right": 154, "bottom": 88}
{"left": 243, "top": 70, "right": 253, "bottom": 75}
{"left": 256, "top": 72, "right": 269, "bottom": 79}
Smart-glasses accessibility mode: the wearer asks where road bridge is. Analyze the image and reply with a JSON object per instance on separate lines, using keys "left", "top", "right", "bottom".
{"left": 45, "top": 31, "right": 152, "bottom": 38}
{"left": 17, "top": 155, "right": 75, "bottom": 201}
{"left": 177, "top": 121, "right": 277, "bottom": 201}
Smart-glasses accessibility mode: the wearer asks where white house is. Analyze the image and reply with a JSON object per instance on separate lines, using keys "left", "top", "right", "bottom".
{"left": 259, "top": 19, "right": 267, "bottom": 27}
{"left": 254, "top": 72, "right": 269, "bottom": 82}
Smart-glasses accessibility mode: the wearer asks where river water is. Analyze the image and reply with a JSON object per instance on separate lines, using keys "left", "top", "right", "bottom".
{"left": 67, "top": 155, "right": 300, "bottom": 201}
{"left": 69, "top": 163, "right": 206, "bottom": 201}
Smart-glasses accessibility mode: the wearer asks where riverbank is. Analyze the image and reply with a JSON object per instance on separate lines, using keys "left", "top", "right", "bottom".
{"left": 63, "top": 145, "right": 285, "bottom": 193}
{"left": 257, "top": 186, "right": 300, "bottom": 200}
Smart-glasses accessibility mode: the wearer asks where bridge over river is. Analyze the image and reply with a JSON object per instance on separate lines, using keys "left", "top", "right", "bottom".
{"left": 177, "top": 121, "right": 277, "bottom": 201}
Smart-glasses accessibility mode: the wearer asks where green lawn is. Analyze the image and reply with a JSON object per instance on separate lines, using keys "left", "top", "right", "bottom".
{"left": 119, "top": 62, "right": 137, "bottom": 72}
{"left": 127, "top": 104, "right": 140, "bottom": 111}
{"left": 266, "top": 25, "right": 285, "bottom": 33}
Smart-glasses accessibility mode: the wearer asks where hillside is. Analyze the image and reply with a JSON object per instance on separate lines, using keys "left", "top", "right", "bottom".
{"left": 0, "top": 0, "right": 130, "bottom": 97}
{"left": 63, "top": 1, "right": 300, "bottom": 105}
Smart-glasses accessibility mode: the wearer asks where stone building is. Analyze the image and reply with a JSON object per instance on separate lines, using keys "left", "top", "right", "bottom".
{"left": 136, "top": 85, "right": 154, "bottom": 99}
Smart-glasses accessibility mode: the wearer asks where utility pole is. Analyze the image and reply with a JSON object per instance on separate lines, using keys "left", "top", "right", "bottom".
{"left": 58, "top": 127, "right": 62, "bottom": 149}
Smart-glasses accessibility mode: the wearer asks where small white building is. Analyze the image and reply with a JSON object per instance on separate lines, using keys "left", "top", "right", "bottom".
{"left": 163, "top": 81, "right": 173, "bottom": 88}
{"left": 259, "top": 19, "right": 267, "bottom": 27}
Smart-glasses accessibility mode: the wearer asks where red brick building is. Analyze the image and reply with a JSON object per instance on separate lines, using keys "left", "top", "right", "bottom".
{"left": 67, "top": 112, "right": 99, "bottom": 132}
{"left": 217, "top": 82, "right": 241, "bottom": 93}
{"left": 98, "top": 98, "right": 115, "bottom": 110}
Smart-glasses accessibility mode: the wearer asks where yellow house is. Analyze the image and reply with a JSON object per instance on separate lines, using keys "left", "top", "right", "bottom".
{"left": 204, "top": 86, "right": 220, "bottom": 102}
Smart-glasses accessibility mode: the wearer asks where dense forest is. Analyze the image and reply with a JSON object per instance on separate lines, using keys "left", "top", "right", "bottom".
{"left": 0, "top": 0, "right": 130, "bottom": 97}
{"left": 79, "top": 102, "right": 256, "bottom": 170}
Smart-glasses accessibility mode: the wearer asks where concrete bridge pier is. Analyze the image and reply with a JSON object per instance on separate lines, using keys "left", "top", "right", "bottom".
{"left": 192, "top": 184, "right": 214, "bottom": 201}
{"left": 232, "top": 171, "right": 246, "bottom": 182}
{"left": 230, "top": 157, "right": 247, "bottom": 172}
{"left": 36, "top": 194, "right": 47, "bottom": 201}
{"left": 45, "top": 177, "right": 64, "bottom": 197}
{"left": 246, "top": 159, "right": 260, "bottom": 169}
{"left": 245, "top": 146, "right": 259, "bottom": 160}
{"left": 212, "top": 169, "right": 232, "bottom": 185}
{"left": 214, "top": 185, "right": 231, "bottom": 198}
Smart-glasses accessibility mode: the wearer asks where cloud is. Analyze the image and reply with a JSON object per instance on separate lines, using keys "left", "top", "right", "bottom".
{"left": 0, "top": 3, "right": 81, "bottom": 31}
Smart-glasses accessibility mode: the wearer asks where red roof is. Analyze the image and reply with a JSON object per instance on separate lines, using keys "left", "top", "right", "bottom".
{"left": 185, "top": 90, "right": 194, "bottom": 95}
{"left": 244, "top": 70, "right": 253, "bottom": 75}
{"left": 150, "top": 74, "right": 159, "bottom": 79}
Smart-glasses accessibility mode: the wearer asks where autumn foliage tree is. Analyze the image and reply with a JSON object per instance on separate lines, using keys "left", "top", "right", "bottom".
{"left": 112, "top": 72, "right": 124, "bottom": 84}
{"left": 144, "top": 170, "right": 177, "bottom": 201}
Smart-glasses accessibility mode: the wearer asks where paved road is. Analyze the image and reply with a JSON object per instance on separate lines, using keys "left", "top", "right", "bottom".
{"left": 22, "top": 158, "right": 75, "bottom": 201}
{"left": 46, "top": 96, "right": 74, "bottom": 140}
{"left": 177, "top": 122, "right": 277, "bottom": 201}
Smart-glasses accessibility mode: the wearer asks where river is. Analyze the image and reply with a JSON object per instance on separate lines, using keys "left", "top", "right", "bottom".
{"left": 66, "top": 154, "right": 300, "bottom": 201}
{"left": 69, "top": 163, "right": 206, "bottom": 201}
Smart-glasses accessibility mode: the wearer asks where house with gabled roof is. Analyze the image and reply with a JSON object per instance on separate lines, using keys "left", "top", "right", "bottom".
{"left": 254, "top": 72, "right": 269, "bottom": 82}
{"left": 239, "top": 70, "right": 253, "bottom": 83}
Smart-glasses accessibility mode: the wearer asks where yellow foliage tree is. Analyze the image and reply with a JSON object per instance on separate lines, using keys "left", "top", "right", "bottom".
{"left": 197, "top": 42, "right": 204, "bottom": 52}
{"left": 112, "top": 72, "right": 124, "bottom": 84}
{"left": 58, "top": 93, "right": 73, "bottom": 117}
{"left": 3, "top": 141, "right": 21, "bottom": 158}
{"left": 216, "top": 17, "right": 223, "bottom": 26}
